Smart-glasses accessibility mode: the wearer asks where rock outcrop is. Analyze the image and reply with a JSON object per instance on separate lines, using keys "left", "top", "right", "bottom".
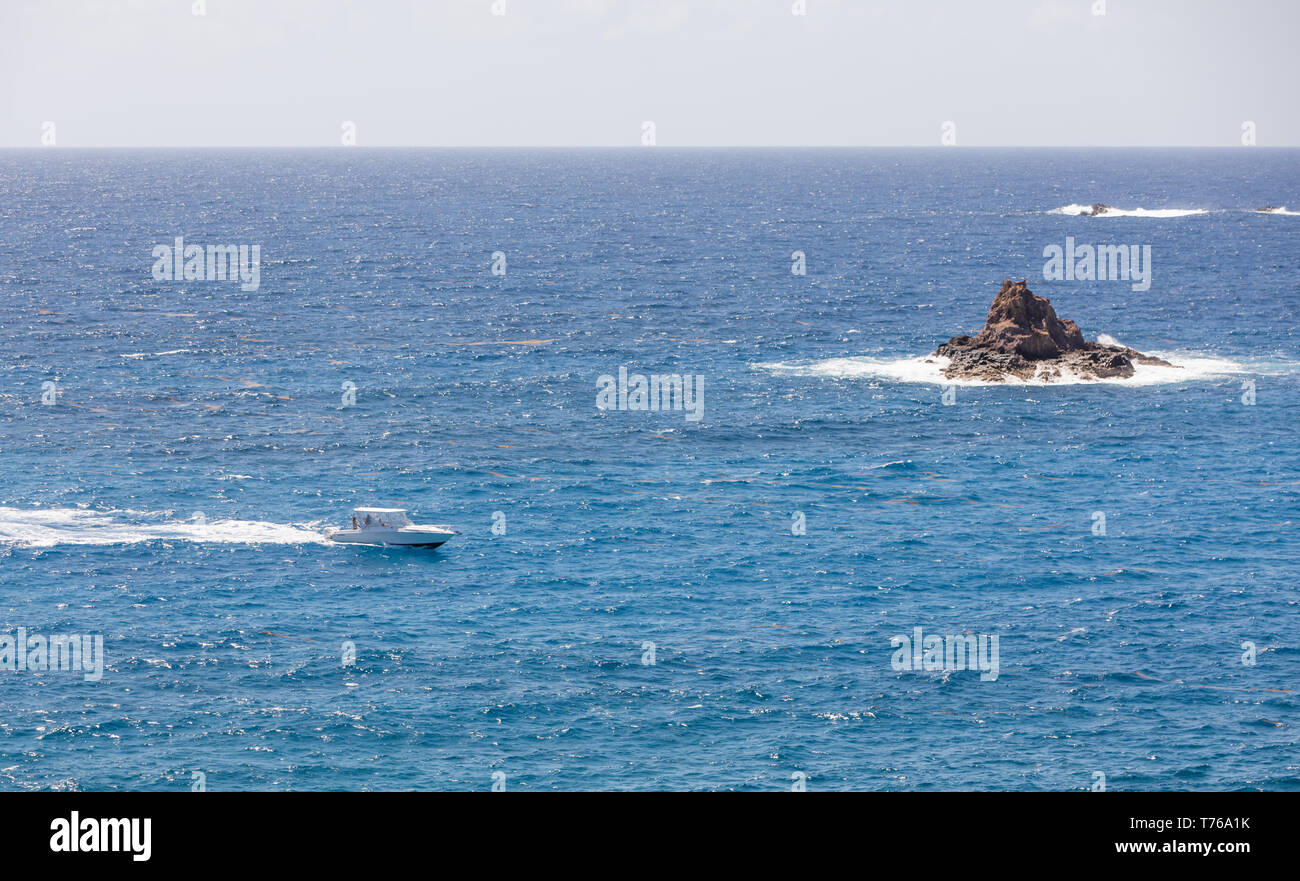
{"left": 931, "top": 280, "right": 1174, "bottom": 382}
{"left": 1082, "top": 203, "right": 1112, "bottom": 216}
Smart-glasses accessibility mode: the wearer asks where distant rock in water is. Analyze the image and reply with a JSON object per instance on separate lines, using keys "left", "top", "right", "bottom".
{"left": 932, "top": 280, "right": 1175, "bottom": 382}
{"left": 1083, "top": 203, "right": 1113, "bottom": 216}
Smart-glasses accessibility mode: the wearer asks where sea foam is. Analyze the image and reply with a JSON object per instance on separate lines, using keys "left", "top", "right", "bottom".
{"left": 758, "top": 350, "right": 1250, "bottom": 387}
{"left": 0, "top": 507, "right": 327, "bottom": 548}
{"left": 1054, "top": 204, "right": 1208, "bottom": 218}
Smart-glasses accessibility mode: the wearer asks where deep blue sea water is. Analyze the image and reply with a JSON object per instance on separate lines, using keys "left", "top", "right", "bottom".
{"left": 0, "top": 148, "right": 1296, "bottom": 791}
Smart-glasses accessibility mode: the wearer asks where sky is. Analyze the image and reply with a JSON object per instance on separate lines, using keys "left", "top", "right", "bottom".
{"left": 1, "top": 0, "right": 1296, "bottom": 147}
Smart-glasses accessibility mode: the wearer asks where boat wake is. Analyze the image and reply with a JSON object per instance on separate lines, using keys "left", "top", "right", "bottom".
{"left": 758, "top": 346, "right": 1255, "bottom": 387}
{"left": 1053, "top": 204, "right": 1208, "bottom": 218}
{"left": 0, "top": 507, "right": 328, "bottom": 548}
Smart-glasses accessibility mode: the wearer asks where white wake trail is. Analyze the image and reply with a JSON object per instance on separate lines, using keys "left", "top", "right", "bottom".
{"left": 0, "top": 507, "right": 328, "bottom": 548}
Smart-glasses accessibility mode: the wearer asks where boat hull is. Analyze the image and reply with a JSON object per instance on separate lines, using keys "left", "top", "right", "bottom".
{"left": 326, "top": 527, "right": 455, "bottom": 548}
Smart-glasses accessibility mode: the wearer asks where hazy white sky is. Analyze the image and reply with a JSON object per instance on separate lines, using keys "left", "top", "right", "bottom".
{"left": 2, "top": 0, "right": 1296, "bottom": 147}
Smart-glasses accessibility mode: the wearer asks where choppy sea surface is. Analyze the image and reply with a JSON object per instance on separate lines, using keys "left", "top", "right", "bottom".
{"left": 0, "top": 148, "right": 1296, "bottom": 791}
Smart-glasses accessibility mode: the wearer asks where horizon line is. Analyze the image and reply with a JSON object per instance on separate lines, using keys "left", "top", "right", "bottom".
{"left": 4, "top": 144, "right": 1297, "bottom": 151}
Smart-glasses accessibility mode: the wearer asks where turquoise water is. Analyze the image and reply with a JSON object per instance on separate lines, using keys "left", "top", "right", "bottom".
{"left": 0, "top": 148, "right": 1296, "bottom": 790}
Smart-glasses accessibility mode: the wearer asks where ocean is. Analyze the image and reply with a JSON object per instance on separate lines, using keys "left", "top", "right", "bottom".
{"left": 0, "top": 148, "right": 1296, "bottom": 790}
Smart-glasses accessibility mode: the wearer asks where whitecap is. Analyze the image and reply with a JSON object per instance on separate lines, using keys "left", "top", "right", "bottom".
{"left": 121, "top": 349, "right": 193, "bottom": 359}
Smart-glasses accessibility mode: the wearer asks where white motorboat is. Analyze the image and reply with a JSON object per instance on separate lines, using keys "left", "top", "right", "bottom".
{"left": 326, "top": 508, "right": 457, "bottom": 548}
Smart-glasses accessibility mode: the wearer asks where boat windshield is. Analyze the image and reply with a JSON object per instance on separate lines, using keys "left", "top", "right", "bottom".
{"left": 355, "top": 509, "right": 410, "bottom": 528}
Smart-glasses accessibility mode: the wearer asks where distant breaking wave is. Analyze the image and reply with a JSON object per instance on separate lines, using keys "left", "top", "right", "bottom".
{"left": 1053, "top": 204, "right": 1208, "bottom": 218}
{"left": 1257, "top": 206, "right": 1300, "bottom": 215}
{"left": 120, "top": 349, "right": 194, "bottom": 359}
{"left": 0, "top": 507, "right": 327, "bottom": 548}
{"left": 758, "top": 348, "right": 1253, "bottom": 387}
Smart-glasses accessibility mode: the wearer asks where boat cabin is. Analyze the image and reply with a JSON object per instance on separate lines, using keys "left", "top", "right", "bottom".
{"left": 352, "top": 507, "right": 411, "bottom": 529}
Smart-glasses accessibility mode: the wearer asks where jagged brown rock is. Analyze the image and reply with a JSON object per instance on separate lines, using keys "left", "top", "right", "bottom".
{"left": 931, "top": 280, "right": 1175, "bottom": 382}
